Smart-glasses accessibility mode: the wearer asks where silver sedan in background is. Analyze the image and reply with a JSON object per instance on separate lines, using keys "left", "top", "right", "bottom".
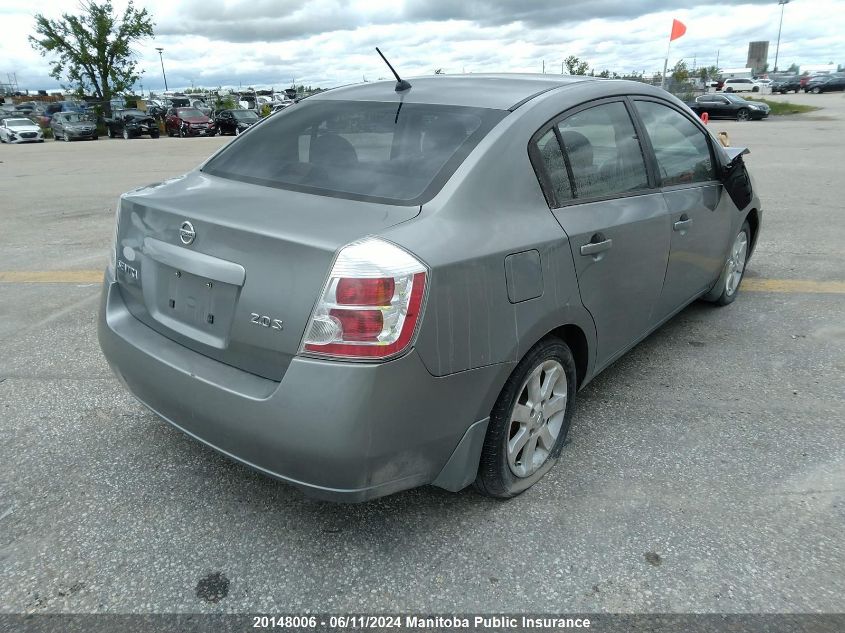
{"left": 99, "top": 75, "right": 761, "bottom": 502}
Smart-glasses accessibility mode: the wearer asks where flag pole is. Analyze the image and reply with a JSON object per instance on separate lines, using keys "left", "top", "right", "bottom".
{"left": 661, "top": 26, "right": 672, "bottom": 89}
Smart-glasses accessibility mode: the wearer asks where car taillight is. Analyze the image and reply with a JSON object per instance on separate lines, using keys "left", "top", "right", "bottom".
{"left": 300, "top": 237, "right": 428, "bottom": 360}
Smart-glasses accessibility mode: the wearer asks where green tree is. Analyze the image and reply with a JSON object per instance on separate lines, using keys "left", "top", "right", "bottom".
{"left": 30, "top": 1, "right": 153, "bottom": 110}
{"left": 786, "top": 63, "right": 799, "bottom": 73}
{"left": 564, "top": 55, "right": 589, "bottom": 75}
{"left": 671, "top": 59, "right": 690, "bottom": 82}
{"left": 699, "top": 65, "right": 719, "bottom": 81}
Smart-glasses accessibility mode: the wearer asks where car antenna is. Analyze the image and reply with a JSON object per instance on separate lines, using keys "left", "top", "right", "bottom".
{"left": 375, "top": 47, "right": 412, "bottom": 92}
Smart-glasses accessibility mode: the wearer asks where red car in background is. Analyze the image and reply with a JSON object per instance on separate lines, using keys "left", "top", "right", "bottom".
{"left": 165, "top": 107, "right": 217, "bottom": 137}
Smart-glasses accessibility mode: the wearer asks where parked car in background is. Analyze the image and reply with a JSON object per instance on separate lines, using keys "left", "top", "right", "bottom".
{"left": 805, "top": 75, "right": 845, "bottom": 94}
{"left": 722, "top": 78, "right": 760, "bottom": 93}
{"left": 13, "top": 102, "right": 37, "bottom": 115}
{"left": 214, "top": 108, "right": 261, "bottom": 135}
{"left": 164, "top": 96, "right": 191, "bottom": 109}
{"left": 0, "top": 117, "right": 44, "bottom": 143}
{"left": 686, "top": 93, "right": 770, "bottom": 121}
{"left": 165, "top": 107, "right": 216, "bottom": 137}
{"left": 51, "top": 111, "right": 98, "bottom": 141}
{"left": 190, "top": 99, "right": 213, "bottom": 117}
{"left": 771, "top": 76, "right": 801, "bottom": 93}
{"left": 105, "top": 108, "right": 160, "bottom": 139}
{"left": 800, "top": 74, "right": 829, "bottom": 90}
{"left": 99, "top": 75, "right": 762, "bottom": 502}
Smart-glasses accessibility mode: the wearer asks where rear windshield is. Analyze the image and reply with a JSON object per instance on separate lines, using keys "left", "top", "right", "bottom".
{"left": 232, "top": 110, "right": 259, "bottom": 120}
{"left": 202, "top": 100, "right": 506, "bottom": 205}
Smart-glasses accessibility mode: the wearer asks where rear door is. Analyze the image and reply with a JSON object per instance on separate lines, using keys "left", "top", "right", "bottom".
{"left": 531, "top": 98, "right": 670, "bottom": 369}
{"left": 632, "top": 98, "right": 731, "bottom": 320}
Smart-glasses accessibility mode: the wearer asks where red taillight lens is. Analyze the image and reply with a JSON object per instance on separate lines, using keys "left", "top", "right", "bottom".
{"left": 336, "top": 277, "right": 395, "bottom": 306}
{"left": 328, "top": 309, "right": 383, "bottom": 341}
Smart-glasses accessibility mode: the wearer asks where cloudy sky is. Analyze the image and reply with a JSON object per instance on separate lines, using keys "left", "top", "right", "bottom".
{"left": 2, "top": 0, "right": 844, "bottom": 93}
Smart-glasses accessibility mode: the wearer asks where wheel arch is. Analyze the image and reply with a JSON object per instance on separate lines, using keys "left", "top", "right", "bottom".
{"left": 744, "top": 207, "right": 761, "bottom": 258}
{"left": 549, "top": 324, "right": 590, "bottom": 389}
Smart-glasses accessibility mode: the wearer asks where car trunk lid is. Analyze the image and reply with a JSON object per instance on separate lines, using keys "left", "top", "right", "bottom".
{"left": 115, "top": 171, "right": 420, "bottom": 381}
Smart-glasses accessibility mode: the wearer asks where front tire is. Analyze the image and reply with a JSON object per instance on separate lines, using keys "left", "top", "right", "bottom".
{"left": 123, "top": 128, "right": 130, "bottom": 140}
{"left": 812, "top": 87, "right": 821, "bottom": 94}
{"left": 711, "top": 221, "right": 751, "bottom": 306}
{"left": 736, "top": 108, "right": 750, "bottom": 121}
{"left": 475, "top": 338, "right": 577, "bottom": 499}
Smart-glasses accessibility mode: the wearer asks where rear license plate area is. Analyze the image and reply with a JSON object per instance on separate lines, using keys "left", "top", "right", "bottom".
{"left": 151, "top": 264, "right": 239, "bottom": 344}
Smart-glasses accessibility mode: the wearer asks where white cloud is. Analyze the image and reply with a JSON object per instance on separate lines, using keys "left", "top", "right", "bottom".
{"left": 1, "top": 0, "right": 843, "bottom": 93}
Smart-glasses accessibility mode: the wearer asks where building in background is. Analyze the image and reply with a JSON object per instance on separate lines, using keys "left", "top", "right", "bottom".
{"left": 719, "top": 67, "right": 754, "bottom": 80}
{"left": 747, "top": 41, "right": 770, "bottom": 75}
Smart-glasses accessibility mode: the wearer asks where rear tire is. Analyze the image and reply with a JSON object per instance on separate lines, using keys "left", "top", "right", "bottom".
{"left": 812, "top": 87, "right": 821, "bottom": 94}
{"left": 475, "top": 338, "right": 577, "bottom": 499}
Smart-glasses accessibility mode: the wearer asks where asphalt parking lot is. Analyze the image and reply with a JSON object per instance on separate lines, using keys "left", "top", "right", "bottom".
{"left": 1, "top": 92, "right": 844, "bottom": 614}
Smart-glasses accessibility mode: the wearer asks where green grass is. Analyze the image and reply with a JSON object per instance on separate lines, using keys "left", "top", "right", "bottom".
{"left": 745, "top": 97, "right": 820, "bottom": 116}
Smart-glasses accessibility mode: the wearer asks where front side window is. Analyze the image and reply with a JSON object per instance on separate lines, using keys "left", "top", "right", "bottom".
{"left": 203, "top": 100, "right": 505, "bottom": 205}
{"left": 556, "top": 101, "right": 650, "bottom": 200}
{"left": 634, "top": 100, "right": 715, "bottom": 187}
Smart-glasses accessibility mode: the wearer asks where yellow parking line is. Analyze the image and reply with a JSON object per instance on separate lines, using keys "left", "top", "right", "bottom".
{"left": 0, "top": 271, "right": 843, "bottom": 294}
{"left": 742, "top": 278, "right": 845, "bottom": 294}
{"left": 0, "top": 270, "right": 102, "bottom": 284}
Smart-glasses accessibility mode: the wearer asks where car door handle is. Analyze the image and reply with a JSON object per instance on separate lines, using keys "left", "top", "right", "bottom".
{"left": 673, "top": 218, "right": 693, "bottom": 231}
{"left": 580, "top": 238, "right": 613, "bottom": 256}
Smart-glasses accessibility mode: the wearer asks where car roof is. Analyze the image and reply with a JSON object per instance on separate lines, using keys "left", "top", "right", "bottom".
{"left": 310, "top": 73, "right": 597, "bottom": 110}
{"left": 5, "top": 118, "right": 36, "bottom": 124}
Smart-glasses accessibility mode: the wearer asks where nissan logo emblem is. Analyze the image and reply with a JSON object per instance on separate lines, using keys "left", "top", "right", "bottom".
{"left": 179, "top": 221, "right": 196, "bottom": 245}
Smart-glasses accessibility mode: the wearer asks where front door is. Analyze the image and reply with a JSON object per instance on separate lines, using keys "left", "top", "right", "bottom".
{"left": 532, "top": 99, "right": 671, "bottom": 369}
{"left": 633, "top": 99, "right": 732, "bottom": 320}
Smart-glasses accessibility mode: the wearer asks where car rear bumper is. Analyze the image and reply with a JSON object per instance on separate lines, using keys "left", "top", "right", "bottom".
{"left": 97, "top": 273, "right": 508, "bottom": 501}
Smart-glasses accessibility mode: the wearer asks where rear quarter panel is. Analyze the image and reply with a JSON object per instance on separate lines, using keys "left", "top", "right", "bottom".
{"left": 381, "top": 83, "right": 613, "bottom": 383}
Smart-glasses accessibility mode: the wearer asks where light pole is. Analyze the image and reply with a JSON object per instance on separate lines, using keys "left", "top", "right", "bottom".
{"left": 155, "top": 47, "right": 168, "bottom": 92}
{"left": 774, "top": 0, "right": 790, "bottom": 72}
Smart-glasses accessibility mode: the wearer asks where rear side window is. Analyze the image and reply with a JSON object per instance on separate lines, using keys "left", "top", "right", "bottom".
{"left": 203, "top": 100, "right": 505, "bottom": 205}
{"left": 535, "top": 129, "right": 573, "bottom": 203}
{"left": 557, "top": 101, "right": 649, "bottom": 200}
{"left": 634, "top": 101, "right": 716, "bottom": 186}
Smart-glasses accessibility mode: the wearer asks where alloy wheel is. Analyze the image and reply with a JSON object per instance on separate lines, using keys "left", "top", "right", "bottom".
{"left": 725, "top": 230, "right": 748, "bottom": 297}
{"left": 736, "top": 109, "right": 750, "bottom": 121}
{"left": 506, "top": 360, "right": 568, "bottom": 478}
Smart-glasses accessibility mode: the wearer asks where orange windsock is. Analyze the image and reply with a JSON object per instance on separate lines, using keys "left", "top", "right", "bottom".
{"left": 670, "top": 19, "right": 687, "bottom": 41}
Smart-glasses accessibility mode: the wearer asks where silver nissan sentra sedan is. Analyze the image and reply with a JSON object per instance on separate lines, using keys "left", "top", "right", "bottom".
{"left": 98, "top": 74, "right": 761, "bottom": 501}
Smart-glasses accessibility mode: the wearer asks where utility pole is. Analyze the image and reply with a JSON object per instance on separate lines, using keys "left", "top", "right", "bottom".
{"left": 155, "top": 47, "right": 168, "bottom": 92}
{"left": 774, "top": 0, "right": 791, "bottom": 72}
{"left": 542, "top": 60, "right": 545, "bottom": 74}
